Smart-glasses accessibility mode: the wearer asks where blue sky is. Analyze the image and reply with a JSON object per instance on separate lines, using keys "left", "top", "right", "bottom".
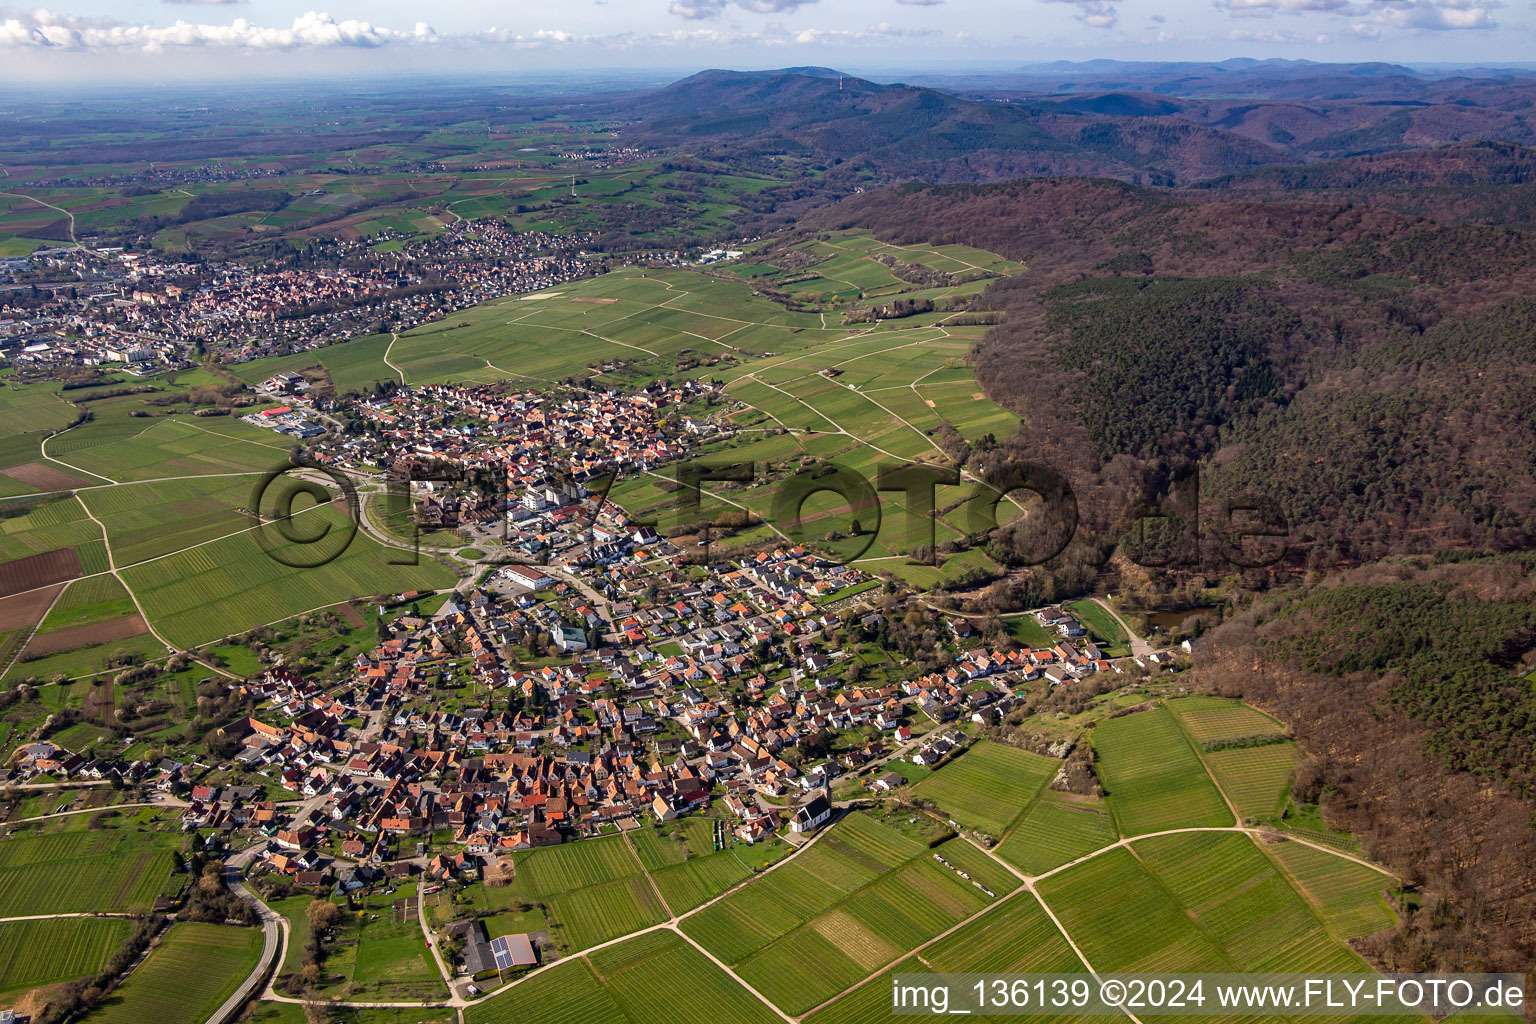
{"left": 0, "top": 0, "right": 1530, "bottom": 80}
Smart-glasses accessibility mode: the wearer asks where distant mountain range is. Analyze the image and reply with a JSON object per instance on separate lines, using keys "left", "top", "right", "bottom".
{"left": 614, "top": 63, "right": 1536, "bottom": 186}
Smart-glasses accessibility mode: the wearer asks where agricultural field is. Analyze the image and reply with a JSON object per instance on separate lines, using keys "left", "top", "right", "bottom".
{"left": 509, "top": 833, "right": 641, "bottom": 899}
{"left": 0, "top": 917, "right": 134, "bottom": 1005}
{"left": 682, "top": 812, "right": 922, "bottom": 964}
{"left": 119, "top": 502, "right": 454, "bottom": 649}
{"left": 80, "top": 922, "right": 262, "bottom": 1024}
{"left": 275, "top": 244, "right": 1023, "bottom": 588}
{"left": 466, "top": 930, "right": 781, "bottom": 1024}
{"left": 683, "top": 812, "right": 996, "bottom": 1016}
{"left": 910, "top": 741, "right": 1057, "bottom": 836}
{"left": 1169, "top": 695, "right": 1288, "bottom": 744}
{"left": 0, "top": 827, "right": 178, "bottom": 917}
{"left": 1065, "top": 599, "right": 1129, "bottom": 654}
{"left": 544, "top": 875, "right": 668, "bottom": 952}
{"left": 246, "top": 1004, "right": 454, "bottom": 1024}
{"left": 77, "top": 475, "right": 264, "bottom": 568}
{"left": 735, "top": 856, "right": 990, "bottom": 1015}
{"left": 1133, "top": 831, "right": 1370, "bottom": 973}
{"left": 1202, "top": 742, "right": 1302, "bottom": 821}
{"left": 995, "top": 793, "right": 1118, "bottom": 875}
{"left": 1091, "top": 704, "right": 1234, "bottom": 836}
{"left": 1036, "top": 846, "right": 1232, "bottom": 974}
{"left": 629, "top": 817, "right": 717, "bottom": 871}
{"left": 804, "top": 894, "right": 1092, "bottom": 1024}
{"left": 464, "top": 954, "right": 628, "bottom": 1024}
{"left": 44, "top": 406, "right": 292, "bottom": 484}
{"left": 1266, "top": 839, "right": 1398, "bottom": 940}
{"left": 0, "top": 495, "right": 101, "bottom": 568}
{"left": 229, "top": 333, "right": 400, "bottom": 395}
{"left": 497, "top": 833, "right": 668, "bottom": 951}
{"left": 649, "top": 848, "right": 753, "bottom": 913}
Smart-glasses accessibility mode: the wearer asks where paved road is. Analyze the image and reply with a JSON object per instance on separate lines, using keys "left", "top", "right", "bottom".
{"left": 1090, "top": 597, "right": 1155, "bottom": 658}
{"left": 209, "top": 852, "right": 283, "bottom": 1024}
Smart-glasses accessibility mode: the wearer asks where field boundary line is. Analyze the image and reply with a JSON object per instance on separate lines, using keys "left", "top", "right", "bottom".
{"left": 1027, "top": 882, "right": 1148, "bottom": 1024}
{"left": 70, "top": 492, "right": 178, "bottom": 662}
{"left": 39, "top": 417, "right": 119, "bottom": 484}
{"left": 1165, "top": 698, "right": 1243, "bottom": 825}
{"left": 624, "top": 831, "right": 674, "bottom": 918}
{"left": 0, "top": 577, "right": 69, "bottom": 680}
{"left": 670, "top": 923, "right": 796, "bottom": 1024}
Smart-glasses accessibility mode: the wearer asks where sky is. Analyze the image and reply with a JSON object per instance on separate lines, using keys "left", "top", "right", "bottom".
{"left": 0, "top": 0, "right": 1531, "bottom": 82}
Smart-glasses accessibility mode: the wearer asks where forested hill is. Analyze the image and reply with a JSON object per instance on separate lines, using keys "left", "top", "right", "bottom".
{"left": 1193, "top": 141, "right": 1536, "bottom": 226}
{"left": 618, "top": 69, "right": 1292, "bottom": 186}
{"left": 804, "top": 177, "right": 1536, "bottom": 570}
{"left": 1188, "top": 554, "right": 1536, "bottom": 974}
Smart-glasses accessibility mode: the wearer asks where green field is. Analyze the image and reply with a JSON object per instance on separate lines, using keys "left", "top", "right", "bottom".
{"left": 804, "top": 893, "right": 1091, "bottom": 1024}
{"left": 0, "top": 828, "right": 177, "bottom": 917}
{"left": 545, "top": 876, "right": 668, "bottom": 952}
{"left": 1170, "top": 695, "right": 1287, "bottom": 743}
{"left": 996, "top": 794, "right": 1118, "bottom": 875}
{"left": 735, "top": 856, "right": 990, "bottom": 1015}
{"left": 649, "top": 849, "right": 754, "bottom": 913}
{"left": 1037, "top": 845, "right": 1231, "bottom": 973}
{"left": 1134, "top": 831, "right": 1369, "bottom": 972}
{"left": 682, "top": 812, "right": 996, "bottom": 1016}
{"left": 229, "top": 332, "right": 399, "bottom": 394}
{"left": 510, "top": 834, "right": 641, "bottom": 899}
{"left": 33, "top": 574, "right": 135, "bottom": 633}
{"left": 1267, "top": 839, "right": 1398, "bottom": 940}
{"left": 464, "top": 954, "right": 627, "bottom": 1024}
{"left": 683, "top": 813, "right": 926, "bottom": 964}
{"left": 1033, "top": 829, "right": 1383, "bottom": 984}
{"left": 81, "top": 922, "right": 261, "bottom": 1024}
{"left": 0, "top": 917, "right": 134, "bottom": 1002}
{"left": 1203, "top": 742, "right": 1301, "bottom": 821}
{"left": 466, "top": 931, "right": 780, "bottom": 1024}
{"left": 0, "top": 495, "right": 101, "bottom": 564}
{"left": 1092, "top": 705, "right": 1234, "bottom": 836}
{"left": 78, "top": 475, "right": 264, "bottom": 567}
{"left": 279, "top": 885, "right": 446, "bottom": 1002}
{"left": 911, "top": 741, "right": 1057, "bottom": 836}
{"left": 1065, "top": 599, "right": 1129, "bottom": 653}
{"left": 119, "top": 502, "right": 453, "bottom": 649}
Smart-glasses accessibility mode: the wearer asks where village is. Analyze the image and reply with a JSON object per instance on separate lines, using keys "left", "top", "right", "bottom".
{"left": 0, "top": 217, "right": 597, "bottom": 374}
{"left": 5, "top": 485, "right": 1166, "bottom": 989}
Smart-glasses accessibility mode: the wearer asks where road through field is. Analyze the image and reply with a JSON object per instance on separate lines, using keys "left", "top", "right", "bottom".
{"left": 0, "top": 189, "right": 85, "bottom": 250}
{"left": 208, "top": 852, "right": 283, "bottom": 1024}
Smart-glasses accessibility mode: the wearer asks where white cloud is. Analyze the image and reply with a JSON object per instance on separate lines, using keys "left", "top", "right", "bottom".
{"left": 1366, "top": 0, "right": 1497, "bottom": 27}
{"left": 895, "top": 0, "right": 945, "bottom": 5}
{"left": 1229, "top": 24, "right": 1334, "bottom": 37}
{"left": 739, "top": 0, "right": 818, "bottom": 11}
{"left": 0, "top": 8, "right": 440, "bottom": 50}
{"left": 1216, "top": 0, "right": 1497, "bottom": 26}
{"left": 668, "top": 0, "right": 726, "bottom": 18}
{"left": 1040, "top": 0, "right": 1119, "bottom": 28}
{"left": 1219, "top": 0, "right": 1351, "bottom": 16}
{"left": 668, "top": 0, "right": 817, "bottom": 18}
